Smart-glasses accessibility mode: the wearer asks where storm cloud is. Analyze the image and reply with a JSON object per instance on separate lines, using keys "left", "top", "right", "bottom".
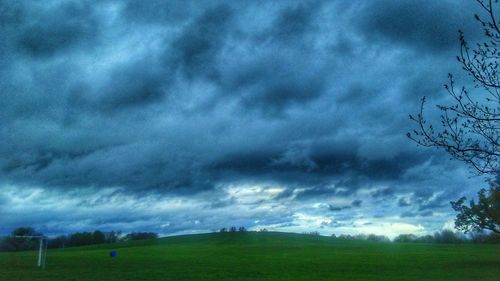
{"left": 0, "top": 0, "right": 490, "bottom": 237}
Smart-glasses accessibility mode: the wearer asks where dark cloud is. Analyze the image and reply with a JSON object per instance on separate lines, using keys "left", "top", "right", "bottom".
{"left": 15, "top": 1, "right": 99, "bottom": 56}
{"left": 0, "top": 0, "right": 487, "bottom": 235}
{"left": 168, "top": 4, "right": 233, "bottom": 79}
{"left": 419, "top": 210, "right": 434, "bottom": 217}
{"left": 356, "top": 0, "right": 480, "bottom": 53}
{"left": 207, "top": 197, "right": 237, "bottom": 209}
{"left": 400, "top": 211, "right": 416, "bottom": 218}
{"left": 351, "top": 199, "right": 362, "bottom": 207}
{"left": 326, "top": 200, "right": 360, "bottom": 212}
{"left": 400, "top": 210, "right": 434, "bottom": 218}
{"left": 294, "top": 185, "right": 336, "bottom": 200}
{"left": 336, "top": 83, "right": 377, "bottom": 106}
{"left": 236, "top": 63, "right": 327, "bottom": 115}
{"left": 416, "top": 194, "right": 449, "bottom": 211}
{"left": 328, "top": 204, "right": 351, "bottom": 212}
{"left": 0, "top": 1, "right": 24, "bottom": 26}
{"left": 0, "top": 0, "right": 462, "bottom": 195}
{"left": 398, "top": 197, "right": 411, "bottom": 207}
{"left": 123, "top": 0, "right": 195, "bottom": 24}
{"left": 266, "top": 2, "right": 321, "bottom": 43}
{"left": 208, "top": 141, "right": 430, "bottom": 194}
{"left": 371, "top": 187, "right": 395, "bottom": 198}
{"left": 97, "top": 60, "right": 169, "bottom": 112}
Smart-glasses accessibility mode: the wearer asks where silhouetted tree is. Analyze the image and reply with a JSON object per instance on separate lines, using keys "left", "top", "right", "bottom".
{"left": 408, "top": 0, "right": 499, "bottom": 175}
{"left": 11, "top": 227, "right": 39, "bottom": 237}
{"left": 104, "top": 231, "right": 121, "bottom": 243}
{"left": 337, "top": 234, "right": 354, "bottom": 240}
{"left": 68, "top": 232, "right": 94, "bottom": 246}
{"left": 451, "top": 177, "right": 500, "bottom": 234}
{"left": 394, "top": 234, "right": 418, "bottom": 243}
{"left": 353, "top": 234, "right": 367, "bottom": 240}
{"left": 366, "top": 234, "right": 390, "bottom": 242}
{"left": 92, "top": 230, "right": 106, "bottom": 244}
{"left": 219, "top": 227, "right": 227, "bottom": 233}
{"left": 229, "top": 226, "right": 237, "bottom": 232}
{"left": 414, "top": 235, "right": 435, "bottom": 243}
{"left": 11, "top": 227, "right": 41, "bottom": 250}
{"left": 0, "top": 227, "right": 42, "bottom": 251}
{"left": 48, "top": 235, "right": 68, "bottom": 249}
{"left": 238, "top": 227, "right": 246, "bottom": 232}
{"left": 433, "top": 229, "right": 464, "bottom": 244}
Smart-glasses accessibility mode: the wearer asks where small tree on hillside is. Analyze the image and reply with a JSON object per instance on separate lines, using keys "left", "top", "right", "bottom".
{"left": 0, "top": 227, "right": 42, "bottom": 251}
{"left": 12, "top": 227, "right": 39, "bottom": 237}
{"left": 92, "top": 230, "right": 106, "bottom": 244}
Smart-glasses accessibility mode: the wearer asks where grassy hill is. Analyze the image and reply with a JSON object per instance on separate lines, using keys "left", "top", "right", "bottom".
{"left": 1, "top": 231, "right": 499, "bottom": 281}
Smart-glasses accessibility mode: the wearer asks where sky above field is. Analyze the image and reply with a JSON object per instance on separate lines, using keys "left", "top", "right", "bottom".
{"left": 0, "top": 0, "right": 492, "bottom": 238}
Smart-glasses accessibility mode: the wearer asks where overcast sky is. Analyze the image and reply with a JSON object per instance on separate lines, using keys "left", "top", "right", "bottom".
{"left": 0, "top": 0, "right": 492, "bottom": 238}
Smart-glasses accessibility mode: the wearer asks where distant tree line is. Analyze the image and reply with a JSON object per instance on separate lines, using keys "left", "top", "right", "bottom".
{"left": 287, "top": 229, "right": 479, "bottom": 244}
{"left": 333, "top": 229, "right": 500, "bottom": 244}
{"left": 219, "top": 226, "right": 247, "bottom": 233}
{"left": 47, "top": 230, "right": 122, "bottom": 249}
{"left": 393, "top": 230, "right": 499, "bottom": 244}
{"left": 0, "top": 227, "right": 159, "bottom": 252}
{"left": 331, "top": 233, "right": 390, "bottom": 243}
{"left": 215, "top": 226, "right": 499, "bottom": 244}
{"left": 393, "top": 230, "right": 464, "bottom": 244}
{"left": 303, "top": 231, "right": 321, "bottom": 236}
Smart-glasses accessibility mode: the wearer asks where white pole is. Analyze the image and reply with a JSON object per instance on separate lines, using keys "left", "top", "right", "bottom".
{"left": 38, "top": 238, "right": 43, "bottom": 267}
{"left": 43, "top": 238, "right": 47, "bottom": 269}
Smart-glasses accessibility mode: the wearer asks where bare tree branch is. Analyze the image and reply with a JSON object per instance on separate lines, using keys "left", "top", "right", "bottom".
{"left": 408, "top": 0, "right": 500, "bottom": 175}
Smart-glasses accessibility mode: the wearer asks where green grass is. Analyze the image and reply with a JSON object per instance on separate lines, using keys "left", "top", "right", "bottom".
{"left": 1, "top": 232, "right": 499, "bottom": 280}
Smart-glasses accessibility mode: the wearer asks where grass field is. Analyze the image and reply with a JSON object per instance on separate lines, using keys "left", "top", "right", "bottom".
{"left": 1, "top": 232, "right": 499, "bottom": 281}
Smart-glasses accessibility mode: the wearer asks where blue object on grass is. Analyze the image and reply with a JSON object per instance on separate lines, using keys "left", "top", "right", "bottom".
{"left": 110, "top": 250, "right": 117, "bottom": 257}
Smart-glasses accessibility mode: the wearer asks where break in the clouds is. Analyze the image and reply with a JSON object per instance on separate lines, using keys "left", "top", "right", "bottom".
{"left": 0, "top": 0, "right": 491, "bottom": 237}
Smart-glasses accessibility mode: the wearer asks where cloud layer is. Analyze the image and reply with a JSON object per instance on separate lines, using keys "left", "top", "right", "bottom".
{"left": 0, "top": 0, "right": 489, "bottom": 236}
